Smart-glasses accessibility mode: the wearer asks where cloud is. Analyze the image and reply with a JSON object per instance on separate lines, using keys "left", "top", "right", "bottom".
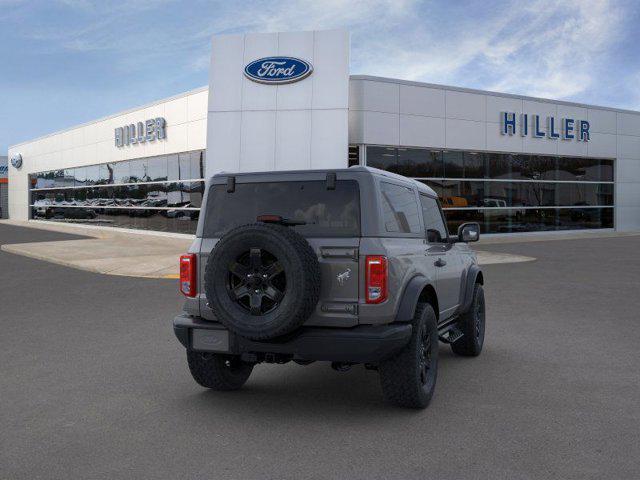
{"left": 2, "top": 0, "right": 637, "bottom": 105}
{"left": 345, "top": 0, "right": 626, "bottom": 101}
{"left": 483, "top": 0, "right": 624, "bottom": 99}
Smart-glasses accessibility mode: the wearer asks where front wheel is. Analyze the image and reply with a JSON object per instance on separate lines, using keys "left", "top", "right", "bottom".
{"left": 451, "top": 283, "right": 485, "bottom": 357}
{"left": 378, "top": 303, "right": 439, "bottom": 409}
{"left": 187, "top": 350, "right": 254, "bottom": 391}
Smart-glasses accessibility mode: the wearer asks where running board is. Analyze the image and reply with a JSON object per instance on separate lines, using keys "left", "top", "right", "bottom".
{"left": 438, "top": 324, "right": 463, "bottom": 344}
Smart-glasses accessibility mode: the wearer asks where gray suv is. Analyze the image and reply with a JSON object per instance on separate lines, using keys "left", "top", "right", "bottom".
{"left": 173, "top": 167, "right": 485, "bottom": 408}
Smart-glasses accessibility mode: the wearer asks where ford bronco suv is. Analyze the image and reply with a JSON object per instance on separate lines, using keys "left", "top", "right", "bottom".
{"left": 173, "top": 167, "right": 485, "bottom": 408}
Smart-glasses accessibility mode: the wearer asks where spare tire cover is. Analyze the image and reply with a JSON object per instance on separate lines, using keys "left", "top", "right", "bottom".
{"left": 204, "top": 223, "right": 321, "bottom": 340}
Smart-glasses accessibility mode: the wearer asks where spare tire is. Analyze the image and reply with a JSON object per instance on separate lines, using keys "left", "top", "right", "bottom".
{"left": 204, "top": 223, "right": 321, "bottom": 340}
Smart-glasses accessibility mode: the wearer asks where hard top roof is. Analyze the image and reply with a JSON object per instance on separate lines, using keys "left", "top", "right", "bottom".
{"left": 211, "top": 166, "right": 437, "bottom": 197}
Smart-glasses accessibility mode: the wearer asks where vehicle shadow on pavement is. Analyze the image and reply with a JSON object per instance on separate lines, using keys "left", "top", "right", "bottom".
{"left": 173, "top": 348, "right": 489, "bottom": 420}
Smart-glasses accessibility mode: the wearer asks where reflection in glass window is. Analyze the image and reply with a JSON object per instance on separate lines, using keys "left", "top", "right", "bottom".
{"left": 190, "top": 151, "right": 205, "bottom": 180}
{"left": 53, "top": 170, "right": 66, "bottom": 187}
{"left": 380, "top": 182, "right": 421, "bottom": 234}
{"left": 396, "top": 149, "right": 443, "bottom": 178}
{"left": 367, "top": 147, "right": 398, "bottom": 172}
{"left": 445, "top": 180, "right": 486, "bottom": 208}
{"left": 463, "top": 152, "right": 487, "bottom": 178}
{"left": 366, "top": 146, "right": 615, "bottom": 235}
{"left": 64, "top": 169, "right": 76, "bottom": 187}
{"left": 512, "top": 155, "right": 557, "bottom": 180}
{"left": 35, "top": 171, "right": 55, "bottom": 189}
{"left": 443, "top": 151, "right": 464, "bottom": 177}
{"left": 186, "top": 181, "right": 205, "bottom": 208}
{"left": 75, "top": 167, "right": 87, "bottom": 187}
{"left": 167, "top": 154, "right": 180, "bottom": 181}
{"left": 85, "top": 165, "right": 100, "bottom": 185}
{"left": 31, "top": 153, "right": 206, "bottom": 234}
{"left": 99, "top": 163, "right": 113, "bottom": 184}
{"left": 420, "top": 195, "right": 447, "bottom": 242}
{"left": 179, "top": 153, "right": 192, "bottom": 180}
{"left": 148, "top": 155, "right": 168, "bottom": 182}
{"left": 112, "top": 161, "right": 130, "bottom": 184}
{"left": 167, "top": 182, "right": 190, "bottom": 208}
{"left": 487, "top": 153, "right": 510, "bottom": 179}
{"left": 129, "top": 159, "right": 148, "bottom": 183}
{"left": 600, "top": 160, "right": 614, "bottom": 182}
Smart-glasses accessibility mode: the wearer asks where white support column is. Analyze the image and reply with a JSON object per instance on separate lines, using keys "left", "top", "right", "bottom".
{"left": 206, "top": 30, "right": 350, "bottom": 175}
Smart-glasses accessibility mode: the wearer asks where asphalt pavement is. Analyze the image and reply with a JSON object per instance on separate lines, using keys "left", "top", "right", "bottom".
{"left": 1, "top": 223, "right": 639, "bottom": 479}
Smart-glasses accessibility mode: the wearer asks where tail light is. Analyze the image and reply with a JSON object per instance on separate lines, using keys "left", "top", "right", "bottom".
{"left": 365, "top": 255, "right": 387, "bottom": 304}
{"left": 179, "top": 254, "right": 197, "bottom": 297}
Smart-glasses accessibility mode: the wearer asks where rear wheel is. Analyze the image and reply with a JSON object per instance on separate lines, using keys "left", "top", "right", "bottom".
{"left": 379, "top": 303, "right": 439, "bottom": 409}
{"left": 187, "top": 350, "right": 254, "bottom": 391}
{"left": 451, "top": 283, "right": 485, "bottom": 356}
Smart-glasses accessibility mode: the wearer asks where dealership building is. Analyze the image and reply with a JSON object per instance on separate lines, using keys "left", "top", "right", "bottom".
{"left": 7, "top": 29, "right": 640, "bottom": 235}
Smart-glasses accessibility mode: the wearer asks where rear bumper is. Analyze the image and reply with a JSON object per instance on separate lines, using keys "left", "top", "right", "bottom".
{"left": 173, "top": 314, "right": 412, "bottom": 364}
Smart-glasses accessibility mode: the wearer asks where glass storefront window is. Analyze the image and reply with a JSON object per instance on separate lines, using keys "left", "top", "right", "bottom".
{"left": 367, "top": 146, "right": 398, "bottom": 172}
{"left": 129, "top": 159, "right": 148, "bottom": 183}
{"left": 167, "top": 154, "right": 180, "bottom": 181}
{"left": 463, "top": 152, "right": 487, "bottom": 178}
{"left": 486, "top": 152, "right": 510, "bottom": 179}
{"left": 148, "top": 156, "right": 168, "bottom": 182}
{"left": 511, "top": 155, "right": 557, "bottom": 180}
{"left": 600, "top": 159, "right": 614, "bottom": 182}
{"left": 29, "top": 149, "right": 205, "bottom": 235}
{"left": 397, "top": 149, "right": 443, "bottom": 178}
{"left": 443, "top": 151, "right": 464, "bottom": 177}
{"left": 366, "top": 146, "right": 615, "bottom": 234}
{"left": 111, "top": 161, "right": 130, "bottom": 184}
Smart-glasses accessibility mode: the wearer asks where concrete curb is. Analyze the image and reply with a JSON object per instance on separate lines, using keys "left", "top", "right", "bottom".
{"left": 0, "top": 221, "right": 191, "bottom": 279}
{"left": 475, "top": 250, "right": 536, "bottom": 265}
{"left": 0, "top": 219, "right": 195, "bottom": 242}
{"left": 0, "top": 243, "right": 179, "bottom": 279}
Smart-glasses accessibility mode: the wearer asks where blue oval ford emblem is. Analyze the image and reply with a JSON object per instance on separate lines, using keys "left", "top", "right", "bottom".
{"left": 10, "top": 153, "right": 23, "bottom": 169}
{"left": 244, "top": 56, "right": 313, "bottom": 85}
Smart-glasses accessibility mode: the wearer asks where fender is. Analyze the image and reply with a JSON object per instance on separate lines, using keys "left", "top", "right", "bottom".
{"left": 395, "top": 276, "right": 431, "bottom": 323}
{"left": 459, "top": 264, "right": 483, "bottom": 314}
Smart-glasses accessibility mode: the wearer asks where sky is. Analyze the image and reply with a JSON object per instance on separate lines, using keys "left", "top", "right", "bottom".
{"left": 2, "top": 0, "right": 640, "bottom": 153}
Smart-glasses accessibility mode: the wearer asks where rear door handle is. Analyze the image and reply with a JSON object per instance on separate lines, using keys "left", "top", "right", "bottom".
{"left": 434, "top": 258, "right": 447, "bottom": 267}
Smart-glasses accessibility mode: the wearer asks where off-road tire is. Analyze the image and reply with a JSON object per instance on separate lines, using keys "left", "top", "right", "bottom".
{"left": 451, "top": 283, "right": 485, "bottom": 357}
{"left": 204, "top": 223, "right": 321, "bottom": 340}
{"left": 379, "top": 303, "right": 439, "bottom": 409}
{"left": 187, "top": 350, "right": 253, "bottom": 390}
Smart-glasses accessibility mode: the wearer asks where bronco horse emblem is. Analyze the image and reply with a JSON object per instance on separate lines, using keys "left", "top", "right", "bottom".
{"left": 336, "top": 268, "right": 351, "bottom": 286}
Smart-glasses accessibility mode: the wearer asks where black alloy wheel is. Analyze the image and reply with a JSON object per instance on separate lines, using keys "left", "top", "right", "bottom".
{"left": 378, "top": 303, "right": 439, "bottom": 409}
{"left": 474, "top": 290, "right": 485, "bottom": 340}
{"left": 451, "top": 283, "right": 485, "bottom": 357}
{"left": 419, "top": 327, "right": 432, "bottom": 385}
{"left": 227, "top": 247, "right": 287, "bottom": 316}
{"left": 205, "top": 222, "right": 321, "bottom": 340}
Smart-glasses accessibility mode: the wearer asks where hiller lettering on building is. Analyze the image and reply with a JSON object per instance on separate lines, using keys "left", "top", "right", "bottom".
{"left": 500, "top": 112, "right": 590, "bottom": 142}
{"left": 115, "top": 117, "right": 166, "bottom": 147}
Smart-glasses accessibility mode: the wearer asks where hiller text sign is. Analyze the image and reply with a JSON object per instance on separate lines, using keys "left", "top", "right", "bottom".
{"left": 115, "top": 117, "right": 166, "bottom": 147}
{"left": 500, "top": 112, "right": 590, "bottom": 142}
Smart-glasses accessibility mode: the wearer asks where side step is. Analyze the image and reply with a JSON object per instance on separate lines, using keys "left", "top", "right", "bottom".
{"left": 439, "top": 325, "right": 464, "bottom": 344}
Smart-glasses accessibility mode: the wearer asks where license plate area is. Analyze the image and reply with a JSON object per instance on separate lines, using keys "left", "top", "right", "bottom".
{"left": 191, "top": 329, "right": 230, "bottom": 352}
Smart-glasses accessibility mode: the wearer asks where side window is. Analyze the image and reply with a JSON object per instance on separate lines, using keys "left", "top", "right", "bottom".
{"left": 420, "top": 194, "right": 448, "bottom": 243}
{"left": 380, "top": 182, "right": 421, "bottom": 233}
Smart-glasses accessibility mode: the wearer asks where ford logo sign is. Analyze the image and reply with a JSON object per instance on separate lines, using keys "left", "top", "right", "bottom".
{"left": 10, "top": 153, "right": 23, "bottom": 169}
{"left": 244, "top": 56, "right": 313, "bottom": 85}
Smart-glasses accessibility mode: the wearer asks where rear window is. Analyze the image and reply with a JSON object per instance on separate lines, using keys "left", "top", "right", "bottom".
{"left": 204, "top": 180, "right": 360, "bottom": 237}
